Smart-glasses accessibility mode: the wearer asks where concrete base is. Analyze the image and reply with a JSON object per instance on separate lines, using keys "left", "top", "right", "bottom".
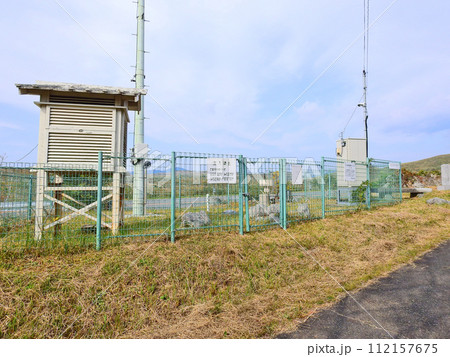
{"left": 437, "top": 185, "right": 450, "bottom": 191}
{"left": 402, "top": 187, "right": 432, "bottom": 198}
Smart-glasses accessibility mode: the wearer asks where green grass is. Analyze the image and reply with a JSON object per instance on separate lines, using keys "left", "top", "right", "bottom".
{"left": 0, "top": 192, "right": 402, "bottom": 251}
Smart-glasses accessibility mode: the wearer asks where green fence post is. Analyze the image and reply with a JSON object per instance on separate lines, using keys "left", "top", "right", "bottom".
{"left": 238, "top": 155, "right": 244, "bottom": 235}
{"left": 178, "top": 172, "right": 181, "bottom": 209}
{"left": 279, "top": 159, "right": 282, "bottom": 227}
{"left": 366, "top": 158, "right": 371, "bottom": 210}
{"left": 27, "top": 175, "right": 33, "bottom": 220}
{"left": 398, "top": 162, "right": 403, "bottom": 203}
{"left": 280, "top": 158, "right": 287, "bottom": 229}
{"left": 96, "top": 151, "right": 103, "bottom": 251}
{"left": 284, "top": 160, "right": 287, "bottom": 228}
{"left": 171, "top": 152, "right": 176, "bottom": 243}
{"left": 321, "top": 157, "right": 325, "bottom": 219}
{"left": 244, "top": 157, "right": 250, "bottom": 232}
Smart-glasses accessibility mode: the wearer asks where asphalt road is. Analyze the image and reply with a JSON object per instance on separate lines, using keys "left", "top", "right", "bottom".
{"left": 277, "top": 239, "right": 450, "bottom": 339}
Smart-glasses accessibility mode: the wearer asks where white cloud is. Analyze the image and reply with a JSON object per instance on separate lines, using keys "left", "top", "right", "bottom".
{"left": 0, "top": 0, "right": 449, "bottom": 162}
{"left": 0, "top": 121, "right": 22, "bottom": 130}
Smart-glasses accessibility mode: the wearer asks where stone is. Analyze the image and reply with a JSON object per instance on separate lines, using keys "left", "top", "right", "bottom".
{"left": 438, "top": 164, "right": 450, "bottom": 191}
{"left": 267, "top": 203, "right": 280, "bottom": 215}
{"left": 210, "top": 197, "right": 223, "bottom": 205}
{"left": 249, "top": 203, "right": 279, "bottom": 218}
{"left": 181, "top": 211, "right": 211, "bottom": 228}
{"left": 249, "top": 204, "right": 268, "bottom": 218}
{"left": 441, "top": 164, "right": 450, "bottom": 185}
{"left": 223, "top": 209, "right": 237, "bottom": 215}
{"left": 297, "top": 203, "right": 310, "bottom": 218}
{"left": 426, "top": 197, "right": 450, "bottom": 205}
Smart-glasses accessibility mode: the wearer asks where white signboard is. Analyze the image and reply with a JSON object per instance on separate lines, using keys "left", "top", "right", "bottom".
{"left": 344, "top": 162, "right": 356, "bottom": 182}
{"left": 389, "top": 162, "right": 400, "bottom": 170}
{"left": 207, "top": 158, "right": 237, "bottom": 184}
{"left": 291, "top": 164, "right": 303, "bottom": 185}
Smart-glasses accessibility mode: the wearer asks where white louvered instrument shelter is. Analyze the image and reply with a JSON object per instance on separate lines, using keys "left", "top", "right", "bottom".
{"left": 16, "top": 82, "right": 146, "bottom": 239}
{"left": 16, "top": 82, "right": 146, "bottom": 171}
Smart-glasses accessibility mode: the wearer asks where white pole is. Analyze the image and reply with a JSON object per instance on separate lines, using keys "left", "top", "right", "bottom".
{"left": 133, "top": 0, "right": 146, "bottom": 216}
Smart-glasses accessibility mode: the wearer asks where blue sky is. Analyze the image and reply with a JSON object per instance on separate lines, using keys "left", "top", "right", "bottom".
{"left": 0, "top": 0, "right": 449, "bottom": 163}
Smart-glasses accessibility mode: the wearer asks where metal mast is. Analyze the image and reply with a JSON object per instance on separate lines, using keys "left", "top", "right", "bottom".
{"left": 363, "top": 0, "right": 369, "bottom": 158}
{"left": 132, "top": 0, "right": 146, "bottom": 216}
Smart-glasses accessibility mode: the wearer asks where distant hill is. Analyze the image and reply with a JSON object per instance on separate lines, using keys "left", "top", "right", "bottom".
{"left": 402, "top": 154, "right": 450, "bottom": 173}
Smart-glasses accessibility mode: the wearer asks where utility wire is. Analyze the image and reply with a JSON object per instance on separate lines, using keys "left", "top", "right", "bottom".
{"left": 342, "top": 93, "right": 365, "bottom": 136}
{"left": 15, "top": 144, "right": 38, "bottom": 162}
{"left": 52, "top": 0, "right": 199, "bottom": 144}
{"left": 252, "top": 0, "right": 398, "bottom": 145}
{"left": 246, "top": 193, "right": 394, "bottom": 338}
{"left": 56, "top": 198, "right": 200, "bottom": 338}
{"left": 341, "top": 0, "right": 371, "bottom": 138}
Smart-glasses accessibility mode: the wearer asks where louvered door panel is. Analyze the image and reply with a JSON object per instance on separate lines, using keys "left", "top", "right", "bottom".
{"left": 49, "top": 107, "right": 113, "bottom": 127}
{"left": 47, "top": 132, "right": 112, "bottom": 163}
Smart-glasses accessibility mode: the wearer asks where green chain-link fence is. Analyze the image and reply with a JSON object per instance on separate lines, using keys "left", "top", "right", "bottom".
{"left": 0, "top": 153, "right": 402, "bottom": 251}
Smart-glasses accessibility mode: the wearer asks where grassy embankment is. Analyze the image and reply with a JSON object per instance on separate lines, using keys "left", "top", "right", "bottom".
{"left": 402, "top": 154, "right": 450, "bottom": 173}
{"left": 0, "top": 191, "right": 449, "bottom": 338}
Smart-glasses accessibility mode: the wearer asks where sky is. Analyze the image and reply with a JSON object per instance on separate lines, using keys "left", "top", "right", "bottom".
{"left": 0, "top": 0, "right": 449, "bottom": 163}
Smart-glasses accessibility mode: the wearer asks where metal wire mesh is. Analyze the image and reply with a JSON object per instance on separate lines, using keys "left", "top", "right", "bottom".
{"left": 245, "top": 158, "right": 282, "bottom": 231}
{"left": 369, "top": 159, "right": 402, "bottom": 207}
{"left": 173, "top": 153, "right": 241, "bottom": 236}
{"left": 323, "top": 157, "right": 371, "bottom": 215}
{"left": 101, "top": 154, "right": 172, "bottom": 244}
{"left": 0, "top": 167, "right": 35, "bottom": 249}
{"left": 0, "top": 163, "right": 104, "bottom": 250}
{"left": 0, "top": 154, "right": 402, "bottom": 251}
{"left": 285, "top": 159, "right": 324, "bottom": 223}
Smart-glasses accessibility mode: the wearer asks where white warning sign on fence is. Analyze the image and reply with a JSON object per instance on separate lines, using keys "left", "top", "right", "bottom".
{"left": 207, "top": 158, "right": 237, "bottom": 184}
{"left": 291, "top": 164, "right": 303, "bottom": 185}
{"left": 344, "top": 162, "right": 356, "bottom": 182}
{"left": 389, "top": 162, "right": 400, "bottom": 170}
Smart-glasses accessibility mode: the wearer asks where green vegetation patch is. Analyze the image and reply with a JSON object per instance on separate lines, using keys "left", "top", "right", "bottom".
{"left": 402, "top": 154, "right": 450, "bottom": 173}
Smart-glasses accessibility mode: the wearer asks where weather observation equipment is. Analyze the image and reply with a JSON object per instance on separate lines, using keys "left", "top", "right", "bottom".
{"left": 336, "top": 137, "right": 366, "bottom": 164}
{"left": 334, "top": 1, "right": 371, "bottom": 204}
{"left": 16, "top": 81, "right": 146, "bottom": 239}
{"left": 336, "top": 137, "right": 367, "bottom": 204}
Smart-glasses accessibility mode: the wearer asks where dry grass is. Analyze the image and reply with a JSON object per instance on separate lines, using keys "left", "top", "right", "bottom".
{"left": 0, "top": 191, "right": 449, "bottom": 338}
